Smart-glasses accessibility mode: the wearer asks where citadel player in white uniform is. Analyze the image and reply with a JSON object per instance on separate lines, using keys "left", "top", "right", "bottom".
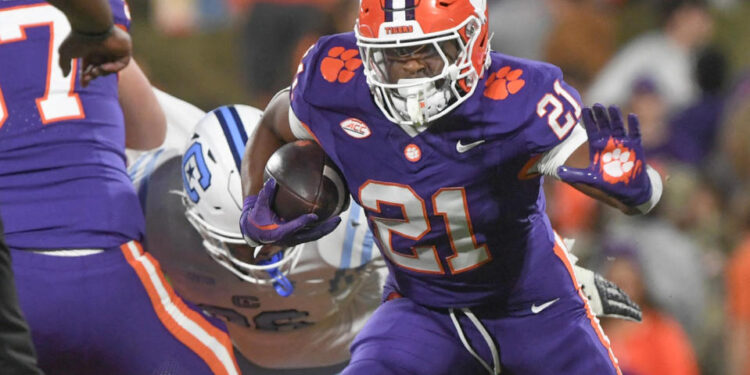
{"left": 129, "top": 92, "right": 641, "bottom": 374}
{"left": 130, "top": 101, "right": 384, "bottom": 374}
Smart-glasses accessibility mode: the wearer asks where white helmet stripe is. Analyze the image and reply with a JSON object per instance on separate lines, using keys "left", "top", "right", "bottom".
{"left": 392, "top": 0, "right": 406, "bottom": 22}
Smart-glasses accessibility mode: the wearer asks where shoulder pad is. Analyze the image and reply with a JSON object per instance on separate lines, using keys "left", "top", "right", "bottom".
{"left": 290, "top": 32, "right": 372, "bottom": 123}
{"left": 474, "top": 53, "right": 567, "bottom": 121}
{"left": 471, "top": 53, "right": 582, "bottom": 152}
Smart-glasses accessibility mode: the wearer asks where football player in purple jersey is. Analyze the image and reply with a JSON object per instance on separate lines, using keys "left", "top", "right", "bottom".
{"left": 126, "top": 91, "right": 640, "bottom": 375}
{"left": 0, "top": 1, "right": 127, "bottom": 373}
{"left": 239, "top": 0, "right": 663, "bottom": 374}
{"left": 0, "top": 1, "right": 239, "bottom": 374}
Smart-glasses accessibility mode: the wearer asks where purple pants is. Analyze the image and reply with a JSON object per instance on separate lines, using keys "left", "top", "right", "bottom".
{"left": 12, "top": 241, "right": 240, "bottom": 375}
{"left": 343, "top": 263, "right": 620, "bottom": 374}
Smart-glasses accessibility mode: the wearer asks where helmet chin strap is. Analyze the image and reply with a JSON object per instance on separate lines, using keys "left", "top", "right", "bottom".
{"left": 396, "top": 78, "right": 449, "bottom": 127}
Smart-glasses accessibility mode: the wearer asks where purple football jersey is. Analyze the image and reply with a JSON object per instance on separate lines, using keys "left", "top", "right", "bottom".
{"left": 291, "top": 33, "right": 584, "bottom": 308}
{"left": 0, "top": 0, "right": 143, "bottom": 249}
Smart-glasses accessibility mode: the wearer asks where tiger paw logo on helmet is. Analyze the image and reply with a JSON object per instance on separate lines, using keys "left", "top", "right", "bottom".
{"left": 321, "top": 47, "right": 362, "bottom": 84}
{"left": 483, "top": 66, "right": 525, "bottom": 100}
{"left": 596, "top": 138, "right": 642, "bottom": 185}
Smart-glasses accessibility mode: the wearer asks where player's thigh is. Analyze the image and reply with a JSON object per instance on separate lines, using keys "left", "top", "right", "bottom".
{"left": 496, "top": 294, "right": 619, "bottom": 375}
{"left": 343, "top": 298, "right": 486, "bottom": 375}
{"left": 97, "top": 249, "right": 237, "bottom": 375}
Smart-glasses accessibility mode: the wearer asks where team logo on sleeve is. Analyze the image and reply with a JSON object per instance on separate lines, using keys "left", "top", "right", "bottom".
{"left": 321, "top": 47, "right": 362, "bottom": 84}
{"left": 483, "top": 66, "right": 525, "bottom": 100}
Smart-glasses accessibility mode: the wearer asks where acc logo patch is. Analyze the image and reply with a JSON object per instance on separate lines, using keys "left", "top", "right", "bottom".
{"left": 340, "top": 118, "right": 371, "bottom": 139}
{"left": 321, "top": 47, "right": 362, "bottom": 84}
{"left": 484, "top": 66, "right": 525, "bottom": 100}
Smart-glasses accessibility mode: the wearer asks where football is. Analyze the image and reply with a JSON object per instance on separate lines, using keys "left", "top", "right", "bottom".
{"left": 264, "top": 140, "right": 350, "bottom": 222}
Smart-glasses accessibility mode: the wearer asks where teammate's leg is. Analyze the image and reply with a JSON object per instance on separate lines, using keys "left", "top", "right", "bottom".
{"left": 13, "top": 241, "right": 239, "bottom": 375}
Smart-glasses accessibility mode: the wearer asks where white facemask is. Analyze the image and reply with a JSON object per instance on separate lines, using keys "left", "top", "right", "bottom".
{"left": 394, "top": 78, "right": 451, "bottom": 127}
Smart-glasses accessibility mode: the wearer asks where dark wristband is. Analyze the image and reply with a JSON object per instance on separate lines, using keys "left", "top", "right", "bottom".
{"left": 71, "top": 24, "right": 115, "bottom": 42}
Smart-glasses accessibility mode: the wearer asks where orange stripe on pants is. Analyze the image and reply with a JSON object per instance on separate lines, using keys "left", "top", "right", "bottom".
{"left": 551, "top": 233, "right": 622, "bottom": 375}
{"left": 121, "top": 241, "right": 240, "bottom": 375}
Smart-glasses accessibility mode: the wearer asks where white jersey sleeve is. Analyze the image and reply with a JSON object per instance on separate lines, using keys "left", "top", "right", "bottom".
{"left": 126, "top": 87, "right": 206, "bottom": 165}
{"left": 153, "top": 87, "right": 207, "bottom": 150}
{"left": 289, "top": 106, "right": 315, "bottom": 141}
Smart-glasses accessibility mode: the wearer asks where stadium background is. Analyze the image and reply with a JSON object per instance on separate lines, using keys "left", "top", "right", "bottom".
{"left": 125, "top": 0, "right": 750, "bottom": 374}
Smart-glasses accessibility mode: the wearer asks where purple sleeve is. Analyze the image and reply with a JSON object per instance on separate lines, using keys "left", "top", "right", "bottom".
{"left": 289, "top": 33, "right": 364, "bottom": 143}
{"left": 109, "top": 0, "right": 131, "bottom": 31}
{"left": 521, "top": 68, "right": 583, "bottom": 155}
{"left": 289, "top": 40, "right": 324, "bottom": 136}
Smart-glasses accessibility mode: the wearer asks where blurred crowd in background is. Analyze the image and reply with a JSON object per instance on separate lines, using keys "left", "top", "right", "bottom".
{"left": 125, "top": 0, "right": 750, "bottom": 374}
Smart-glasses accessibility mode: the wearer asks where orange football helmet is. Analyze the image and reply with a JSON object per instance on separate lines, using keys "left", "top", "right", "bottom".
{"left": 355, "top": 0, "right": 490, "bottom": 128}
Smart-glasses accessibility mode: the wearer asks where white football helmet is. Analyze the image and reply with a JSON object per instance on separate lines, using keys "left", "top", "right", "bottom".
{"left": 355, "top": 0, "right": 490, "bottom": 129}
{"left": 181, "top": 104, "right": 303, "bottom": 289}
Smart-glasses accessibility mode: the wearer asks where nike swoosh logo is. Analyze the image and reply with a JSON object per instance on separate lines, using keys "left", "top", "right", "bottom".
{"left": 456, "top": 139, "right": 485, "bottom": 153}
{"left": 531, "top": 298, "right": 560, "bottom": 314}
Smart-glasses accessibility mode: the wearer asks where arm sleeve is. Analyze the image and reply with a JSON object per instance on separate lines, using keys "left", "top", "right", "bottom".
{"left": 268, "top": 86, "right": 314, "bottom": 141}
{"left": 526, "top": 123, "right": 587, "bottom": 178}
{"left": 288, "top": 37, "right": 344, "bottom": 145}
{"left": 521, "top": 73, "right": 583, "bottom": 156}
{"left": 289, "top": 107, "right": 315, "bottom": 141}
{"left": 289, "top": 41, "right": 322, "bottom": 134}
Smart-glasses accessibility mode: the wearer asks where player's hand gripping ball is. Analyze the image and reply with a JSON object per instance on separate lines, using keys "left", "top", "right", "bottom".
{"left": 557, "top": 104, "right": 652, "bottom": 207}
{"left": 240, "top": 140, "right": 349, "bottom": 247}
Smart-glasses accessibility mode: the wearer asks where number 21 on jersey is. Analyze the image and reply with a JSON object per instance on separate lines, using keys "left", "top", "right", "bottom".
{"left": 360, "top": 181, "right": 491, "bottom": 275}
{"left": 536, "top": 79, "right": 581, "bottom": 139}
{"left": 0, "top": 3, "right": 84, "bottom": 128}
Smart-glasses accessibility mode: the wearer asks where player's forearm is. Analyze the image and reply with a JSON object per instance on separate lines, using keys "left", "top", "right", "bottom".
{"left": 242, "top": 124, "right": 285, "bottom": 197}
{"left": 560, "top": 163, "right": 662, "bottom": 215}
{"left": 119, "top": 60, "right": 166, "bottom": 150}
{"left": 559, "top": 142, "right": 652, "bottom": 215}
{"left": 241, "top": 90, "right": 298, "bottom": 197}
{"left": 47, "top": 0, "right": 113, "bottom": 34}
{"left": 563, "top": 182, "right": 641, "bottom": 215}
{"left": 528, "top": 133, "right": 637, "bottom": 213}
